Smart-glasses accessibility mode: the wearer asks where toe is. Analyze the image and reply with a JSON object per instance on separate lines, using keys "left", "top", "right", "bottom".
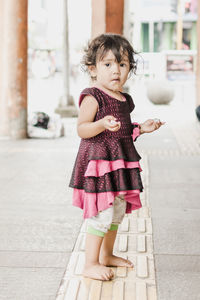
{"left": 106, "top": 271, "right": 112, "bottom": 280}
{"left": 104, "top": 273, "right": 110, "bottom": 281}
{"left": 126, "top": 260, "right": 134, "bottom": 267}
{"left": 110, "top": 269, "right": 114, "bottom": 278}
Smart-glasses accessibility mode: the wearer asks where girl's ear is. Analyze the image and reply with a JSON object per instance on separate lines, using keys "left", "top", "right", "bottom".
{"left": 88, "top": 65, "right": 97, "bottom": 78}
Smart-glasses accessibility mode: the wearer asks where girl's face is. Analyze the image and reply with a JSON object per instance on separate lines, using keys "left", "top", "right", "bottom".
{"left": 89, "top": 50, "right": 130, "bottom": 93}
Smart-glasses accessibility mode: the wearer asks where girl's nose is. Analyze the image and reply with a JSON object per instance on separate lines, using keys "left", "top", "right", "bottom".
{"left": 113, "top": 64, "right": 120, "bottom": 74}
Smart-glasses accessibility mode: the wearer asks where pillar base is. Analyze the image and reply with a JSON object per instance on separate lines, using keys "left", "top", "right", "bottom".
{"left": 55, "top": 105, "right": 78, "bottom": 118}
{"left": 55, "top": 94, "right": 78, "bottom": 118}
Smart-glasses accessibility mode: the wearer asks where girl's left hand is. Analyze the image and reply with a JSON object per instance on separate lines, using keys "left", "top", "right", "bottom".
{"left": 140, "top": 119, "right": 165, "bottom": 134}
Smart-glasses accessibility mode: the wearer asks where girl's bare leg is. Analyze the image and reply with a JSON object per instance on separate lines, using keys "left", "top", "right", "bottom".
{"left": 82, "top": 232, "right": 114, "bottom": 281}
{"left": 99, "top": 229, "right": 133, "bottom": 267}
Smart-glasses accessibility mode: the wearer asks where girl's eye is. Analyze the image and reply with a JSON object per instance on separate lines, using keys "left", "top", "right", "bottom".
{"left": 120, "top": 63, "right": 126, "bottom": 67}
{"left": 105, "top": 63, "right": 110, "bottom": 67}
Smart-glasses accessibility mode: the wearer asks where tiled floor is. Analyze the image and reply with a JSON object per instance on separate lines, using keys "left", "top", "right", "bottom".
{"left": 56, "top": 155, "right": 157, "bottom": 300}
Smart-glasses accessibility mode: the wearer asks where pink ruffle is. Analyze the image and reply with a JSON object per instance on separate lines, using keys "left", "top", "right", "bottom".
{"left": 132, "top": 122, "right": 140, "bottom": 141}
{"left": 84, "top": 159, "right": 142, "bottom": 177}
{"left": 72, "top": 188, "right": 142, "bottom": 219}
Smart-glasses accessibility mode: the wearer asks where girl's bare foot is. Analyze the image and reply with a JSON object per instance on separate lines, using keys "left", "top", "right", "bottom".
{"left": 100, "top": 255, "right": 134, "bottom": 268}
{"left": 83, "top": 263, "right": 114, "bottom": 281}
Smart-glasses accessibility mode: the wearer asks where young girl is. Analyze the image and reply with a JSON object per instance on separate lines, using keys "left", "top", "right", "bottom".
{"left": 69, "top": 33, "right": 164, "bottom": 281}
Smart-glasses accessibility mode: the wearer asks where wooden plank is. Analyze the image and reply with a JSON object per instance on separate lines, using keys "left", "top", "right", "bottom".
{"left": 88, "top": 280, "right": 102, "bottom": 300}
{"left": 137, "top": 235, "right": 146, "bottom": 253}
{"left": 75, "top": 252, "right": 85, "bottom": 275}
{"left": 119, "top": 235, "right": 128, "bottom": 252}
{"left": 112, "top": 281, "right": 124, "bottom": 300}
{"left": 116, "top": 266, "right": 127, "bottom": 278}
{"left": 64, "top": 279, "right": 80, "bottom": 300}
{"left": 120, "top": 218, "right": 129, "bottom": 232}
{"left": 136, "top": 282, "right": 147, "bottom": 300}
{"left": 101, "top": 281, "right": 113, "bottom": 300}
{"left": 137, "top": 256, "right": 148, "bottom": 278}
{"left": 137, "top": 219, "right": 146, "bottom": 233}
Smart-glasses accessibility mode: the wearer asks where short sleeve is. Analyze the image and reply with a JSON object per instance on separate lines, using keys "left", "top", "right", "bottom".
{"left": 79, "top": 88, "right": 103, "bottom": 109}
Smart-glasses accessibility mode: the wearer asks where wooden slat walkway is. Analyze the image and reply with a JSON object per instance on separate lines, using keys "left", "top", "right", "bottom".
{"left": 56, "top": 155, "right": 157, "bottom": 300}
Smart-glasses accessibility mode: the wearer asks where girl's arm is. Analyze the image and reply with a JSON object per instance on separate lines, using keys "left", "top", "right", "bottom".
{"left": 77, "top": 95, "right": 120, "bottom": 139}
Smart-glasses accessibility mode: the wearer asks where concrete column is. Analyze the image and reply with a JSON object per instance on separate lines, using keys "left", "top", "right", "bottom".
{"left": 0, "top": 0, "right": 28, "bottom": 139}
{"left": 91, "top": 0, "right": 124, "bottom": 37}
{"left": 106, "top": 0, "right": 124, "bottom": 34}
{"left": 55, "top": 0, "right": 77, "bottom": 117}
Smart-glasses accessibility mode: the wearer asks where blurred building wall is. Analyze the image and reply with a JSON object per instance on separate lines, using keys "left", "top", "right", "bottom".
{"left": 131, "top": 0, "right": 198, "bottom": 52}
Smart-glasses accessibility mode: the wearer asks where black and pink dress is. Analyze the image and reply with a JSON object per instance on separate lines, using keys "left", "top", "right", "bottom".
{"left": 69, "top": 87, "right": 143, "bottom": 219}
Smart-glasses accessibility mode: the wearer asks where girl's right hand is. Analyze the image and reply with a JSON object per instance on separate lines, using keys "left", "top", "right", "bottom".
{"left": 102, "top": 115, "right": 121, "bottom": 132}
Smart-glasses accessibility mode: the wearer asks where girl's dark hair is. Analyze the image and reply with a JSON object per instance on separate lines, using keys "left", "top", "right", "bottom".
{"left": 82, "top": 33, "right": 138, "bottom": 74}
